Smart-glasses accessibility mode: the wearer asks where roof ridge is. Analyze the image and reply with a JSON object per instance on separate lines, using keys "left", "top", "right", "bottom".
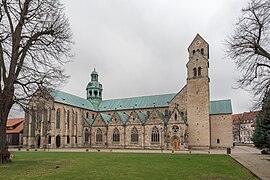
{"left": 102, "top": 93, "right": 177, "bottom": 102}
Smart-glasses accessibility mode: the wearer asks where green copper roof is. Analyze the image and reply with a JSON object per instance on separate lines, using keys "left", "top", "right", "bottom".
{"left": 117, "top": 112, "right": 129, "bottom": 122}
{"left": 50, "top": 90, "right": 232, "bottom": 115}
{"left": 50, "top": 90, "right": 96, "bottom": 111}
{"left": 210, "top": 99, "right": 232, "bottom": 115}
{"left": 85, "top": 117, "right": 94, "bottom": 126}
{"left": 136, "top": 111, "right": 147, "bottom": 124}
{"left": 100, "top": 113, "right": 112, "bottom": 124}
{"left": 99, "top": 93, "right": 175, "bottom": 111}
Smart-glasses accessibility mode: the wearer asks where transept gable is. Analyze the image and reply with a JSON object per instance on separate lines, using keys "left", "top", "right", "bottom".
{"left": 167, "top": 108, "right": 186, "bottom": 124}
{"left": 145, "top": 109, "right": 164, "bottom": 125}
{"left": 92, "top": 113, "right": 111, "bottom": 126}
{"left": 126, "top": 111, "right": 142, "bottom": 125}
{"left": 109, "top": 112, "right": 126, "bottom": 125}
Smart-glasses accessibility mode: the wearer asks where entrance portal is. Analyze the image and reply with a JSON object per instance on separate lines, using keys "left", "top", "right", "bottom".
{"left": 171, "top": 136, "right": 180, "bottom": 150}
{"left": 56, "top": 135, "right": 61, "bottom": 148}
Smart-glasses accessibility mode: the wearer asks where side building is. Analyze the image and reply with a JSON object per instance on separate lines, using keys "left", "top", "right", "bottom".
{"left": 232, "top": 111, "right": 258, "bottom": 144}
{"left": 23, "top": 34, "right": 233, "bottom": 150}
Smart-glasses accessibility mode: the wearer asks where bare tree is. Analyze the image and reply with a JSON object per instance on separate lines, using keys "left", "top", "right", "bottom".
{"left": 0, "top": 0, "right": 72, "bottom": 163}
{"left": 226, "top": 0, "right": 270, "bottom": 108}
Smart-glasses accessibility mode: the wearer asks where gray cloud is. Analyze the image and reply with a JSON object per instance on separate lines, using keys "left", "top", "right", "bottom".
{"left": 12, "top": 0, "right": 253, "bottom": 118}
{"left": 58, "top": 0, "right": 253, "bottom": 114}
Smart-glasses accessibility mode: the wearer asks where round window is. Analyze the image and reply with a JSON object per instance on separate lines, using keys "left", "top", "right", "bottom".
{"left": 172, "top": 125, "right": 179, "bottom": 133}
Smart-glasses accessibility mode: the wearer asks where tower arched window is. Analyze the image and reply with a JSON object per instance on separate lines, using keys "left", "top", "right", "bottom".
{"left": 192, "top": 50, "right": 195, "bottom": 55}
{"left": 198, "top": 67, "right": 202, "bottom": 76}
{"left": 86, "top": 112, "right": 89, "bottom": 118}
{"left": 85, "top": 129, "right": 89, "bottom": 142}
{"left": 131, "top": 127, "right": 138, "bottom": 143}
{"left": 201, "top": 48, "right": 204, "bottom": 55}
{"left": 175, "top": 113, "right": 177, "bottom": 120}
{"left": 193, "top": 68, "right": 197, "bottom": 77}
{"left": 56, "top": 108, "right": 60, "bottom": 129}
{"left": 67, "top": 110, "right": 70, "bottom": 129}
{"left": 151, "top": 126, "right": 160, "bottom": 143}
{"left": 96, "top": 128, "right": 103, "bottom": 143}
{"left": 113, "top": 128, "right": 120, "bottom": 143}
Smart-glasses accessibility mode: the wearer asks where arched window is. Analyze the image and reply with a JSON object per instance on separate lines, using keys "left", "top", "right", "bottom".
{"left": 193, "top": 68, "right": 197, "bottom": 77}
{"left": 75, "top": 112, "right": 78, "bottom": 124}
{"left": 131, "top": 127, "right": 138, "bottom": 143}
{"left": 56, "top": 108, "right": 60, "bottom": 129}
{"left": 175, "top": 113, "right": 177, "bottom": 120}
{"left": 67, "top": 110, "right": 70, "bottom": 129}
{"left": 198, "top": 67, "right": 202, "bottom": 76}
{"left": 192, "top": 50, "right": 195, "bottom": 55}
{"left": 67, "top": 136, "right": 70, "bottom": 144}
{"left": 92, "top": 114, "right": 95, "bottom": 119}
{"left": 86, "top": 112, "right": 89, "bottom": 118}
{"left": 151, "top": 126, "right": 160, "bottom": 143}
{"left": 48, "top": 135, "right": 51, "bottom": 144}
{"left": 96, "top": 128, "right": 103, "bottom": 143}
{"left": 201, "top": 48, "right": 204, "bottom": 55}
{"left": 85, "top": 129, "right": 89, "bottom": 142}
{"left": 113, "top": 128, "right": 120, "bottom": 143}
{"left": 48, "top": 108, "right": 51, "bottom": 124}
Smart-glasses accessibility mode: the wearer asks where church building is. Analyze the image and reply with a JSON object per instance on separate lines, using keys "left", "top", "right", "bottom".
{"left": 23, "top": 34, "right": 233, "bottom": 150}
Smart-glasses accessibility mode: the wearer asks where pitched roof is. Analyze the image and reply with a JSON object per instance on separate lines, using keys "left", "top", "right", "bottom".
{"left": 210, "top": 99, "right": 232, "bottom": 115}
{"left": 6, "top": 118, "right": 24, "bottom": 134}
{"left": 84, "top": 117, "right": 94, "bottom": 126}
{"left": 7, "top": 118, "right": 24, "bottom": 127}
{"left": 50, "top": 90, "right": 232, "bottom": 115}
{"left": 117, "top": 112, "right": 129, "bottom": 123}
{"left": 99, "top": 93, "right": 175, "bottom": 111}
{"left": 242, "top": 111, "right": 259, "bottom": 120}
{"left": 50, "top": 90, "right": 96, "bottom": 111}
{"left": 100, "top": 113, "right": 112, "bottom": 124}
{"left": 135, "top": 111, "right": 147, "bottom": 124}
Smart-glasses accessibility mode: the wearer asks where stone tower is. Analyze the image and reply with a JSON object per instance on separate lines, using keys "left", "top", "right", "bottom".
{"left": 186, "top": 34, "right": 210, "bottom": 149}
{"left": 86, "top": 68, "right": 103, "bottom": 104}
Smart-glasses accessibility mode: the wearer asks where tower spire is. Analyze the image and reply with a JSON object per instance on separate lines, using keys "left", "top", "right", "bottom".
{"left": 86, "top": 68, "right": 103, "bottom": 103}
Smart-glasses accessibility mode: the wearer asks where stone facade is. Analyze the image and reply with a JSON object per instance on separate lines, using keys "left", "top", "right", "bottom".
{"left": 23, "top": 34, "right": 233, "bottom": 150}
{"left": 210, "top": 114, "right": 232, "bottom": 148}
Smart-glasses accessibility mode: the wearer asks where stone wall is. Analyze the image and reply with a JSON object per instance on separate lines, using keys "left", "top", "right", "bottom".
{"left": 210, "top": 114, "right": 233, "bottom": 148}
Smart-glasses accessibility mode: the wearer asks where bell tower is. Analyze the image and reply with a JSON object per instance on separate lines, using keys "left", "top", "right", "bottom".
{"left": 86, "top": 68, "right": 103, "bottom": 103}
{"left": 186, "top": 34, "right": 210, "bottom": 149}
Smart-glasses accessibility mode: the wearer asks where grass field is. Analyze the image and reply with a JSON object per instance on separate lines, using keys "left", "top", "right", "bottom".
{"left": 0, "top": 151, "right": 256, "bottom": 180}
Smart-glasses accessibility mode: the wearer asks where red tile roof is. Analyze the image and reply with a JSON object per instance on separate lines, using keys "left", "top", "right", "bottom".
{"left": 6, "top": 122, "right": 24, "bottom": 134}
{"left": 6, "top": 118, "right": 24, "bottom": 134}
{"left": 7, "top": 118, "right": 24, "bottom": 127}
{"left": 242, "top": 111, "right": 259, "bottom": 121}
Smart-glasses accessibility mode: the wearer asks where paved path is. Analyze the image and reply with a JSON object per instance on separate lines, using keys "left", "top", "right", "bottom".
{"left": 231, "top": 146, "right": 270, "bottom": 180}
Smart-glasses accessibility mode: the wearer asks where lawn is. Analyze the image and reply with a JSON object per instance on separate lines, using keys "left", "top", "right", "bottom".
{"left": 0, "top": 151, "right": 256, "bottom": 180}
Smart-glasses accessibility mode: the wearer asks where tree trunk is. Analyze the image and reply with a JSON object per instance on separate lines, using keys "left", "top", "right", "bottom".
{"left": 0, "top": 90, "right": 14, "bottom": 164}
{"left": 0, "top": 116, "right": 11, "bottom": 164}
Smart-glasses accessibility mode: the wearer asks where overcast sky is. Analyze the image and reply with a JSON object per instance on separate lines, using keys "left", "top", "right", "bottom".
{"left": 53, "top": 0, "right": 254, "bottom": 114}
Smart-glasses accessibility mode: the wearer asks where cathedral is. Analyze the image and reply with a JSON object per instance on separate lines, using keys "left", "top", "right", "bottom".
{"left": 23, "top": 34, "right": 233, "bottom": 150}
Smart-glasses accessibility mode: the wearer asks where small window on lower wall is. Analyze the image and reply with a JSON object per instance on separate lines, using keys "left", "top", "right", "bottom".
{"left": 217, "top": 139, "right": 220, "bottom": 144}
